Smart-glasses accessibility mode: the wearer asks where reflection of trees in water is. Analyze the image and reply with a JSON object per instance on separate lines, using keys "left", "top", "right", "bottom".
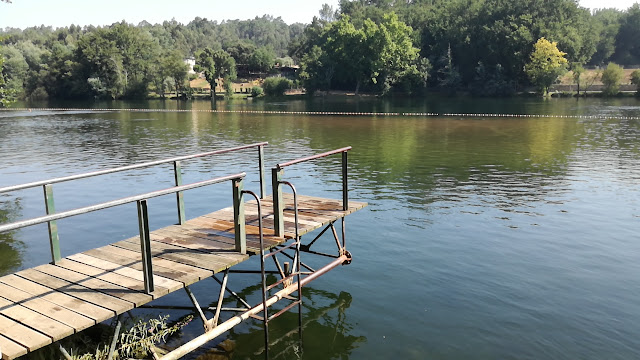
{"left": 0, "top": 197, "right": 25, "bottom": 276}
{"left": 194, "top": 286, "right": 365, "bottom": 360}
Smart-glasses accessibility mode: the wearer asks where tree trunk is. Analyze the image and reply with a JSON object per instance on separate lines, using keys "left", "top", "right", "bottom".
{"left": 355, "top": 80, "right": 361, "bottom": 96}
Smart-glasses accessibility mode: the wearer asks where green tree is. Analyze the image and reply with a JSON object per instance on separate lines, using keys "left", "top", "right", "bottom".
{"left": 262, "top": 77, "right": 291, "bottom": 96}
{"left": 298, "top": 12, "right": 419, "bottom": 95}
{"left": 249, "top": 47, "right": 275, "bottom": 73}
{"left": 0, "top": 45, "right": 28, "bottom": 98}
{"left": 0, "top": 47, "right": 16, "bottom": 107}
{"left": 613, "top": 4, "right": 640, "bottom": 65}
{"left": 571, "top": 63, "right": 584, "bottom": 96}
{"left": 193, "top": 48, "right": 217, "bottom": 98}
{"left": 524, "top": 37, "right": 568, "bottom": 96}
{"left": 162, "top": 50, "right": 188, "bottom": 98}
{"left": 630, "top": 69, "right": 640, "bottom": 96}
{"left": 601, "top": 62, "right": 624, "bottom": 96}
{"left": 194, "top": 48, "right": 236, "bottom": 98}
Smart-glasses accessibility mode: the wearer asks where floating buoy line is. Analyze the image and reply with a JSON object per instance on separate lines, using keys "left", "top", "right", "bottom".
{"left": 1, "top": 107, "right": 639, "bottom": 120}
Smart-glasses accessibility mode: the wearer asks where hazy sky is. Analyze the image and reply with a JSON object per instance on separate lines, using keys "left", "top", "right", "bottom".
{"left": 0, "top": 0, "right": 637, "bottom": 30}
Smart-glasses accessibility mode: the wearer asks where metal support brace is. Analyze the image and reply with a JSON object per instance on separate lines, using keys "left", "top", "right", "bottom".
{"left": 108, "top": 314, "right": 125, "bottom": 360}
{"left": 184, "top": 286, "right": 209, "bottom": 331}
{"left": 58, "top": 343, "right": 73, "bottom": 360}
{"left": 330, "top": 223, "right": 345, "bottom": 255}
{"left": 43, "top": 184, "right": 61, "bottom": 264}
{"left": 174, "top": 161, "right": 186, "bottom": 225}
{"left": 137, "top": 199, "right": 154, "bottom": 294}
{"left": 210, "top": 269, "right": 229, "bottom": 329}
{"left": 211, "top": 275, "right": 251, "bottom": 310}
{"left": 232, "top": 178, "right": 246, "bottom": 254}
{"left": 271, "top": 167, "right": 284, "bottom": 237}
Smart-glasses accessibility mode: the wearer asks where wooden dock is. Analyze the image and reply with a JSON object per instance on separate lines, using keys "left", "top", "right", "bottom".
{"left": 0, "top": 144, "right": 366, "bottom": 360}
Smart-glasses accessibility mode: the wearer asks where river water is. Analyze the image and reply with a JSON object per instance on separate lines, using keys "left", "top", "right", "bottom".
{"left": 1, "top": 97, "right": 639, "bottom": 359}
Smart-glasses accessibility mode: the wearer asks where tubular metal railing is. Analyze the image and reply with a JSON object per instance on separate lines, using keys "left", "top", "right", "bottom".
{"left": 0, "top": 142, "right": 267, "bottom": 263}
{"left": 0, "top": 173, "right": 248, "bottom": 294}
{"left": 271, "top": 146, "right": 351, "bottom": 237}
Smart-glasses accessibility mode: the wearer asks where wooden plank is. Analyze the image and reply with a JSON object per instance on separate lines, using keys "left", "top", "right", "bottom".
{"left": 0, "top": 334, "right": 27, "bottom": 360}
{"left": 0, "top": 275, "right": 112, "bottom": 322}
{"left": 67, "top": 253, "right": 181, "bottom": 293}
{"left": 156, "top": 226, "right": 237, "bottom": 250}
{"left": 0, "top": 297, "right": 74, "bottom": 341}
{"left": 15, "top": 269, "right": 133, "bottom": 314}
{"left": 183, "top": 218, "right": 287, "bottom": 245}
{"left": 35, "top": 264, "right": 152, "bottom": 307}
{"left": 161, "top": 224, "right": 284, "bottom": 252}
{"left": 0, "top": 282, "right": 93, "bottom": 332}
{"left": 113, "top": 239, "right": 241, "bottom": 273}
{"left": 149, "top": 228, "right": 236, "bottom": 254}
{"left": 103, "top": 245, "right": 213, "bottom": 281}
{"left": 54, "top": 259, "right": 162, "bottom": 299}
{"left": 0, "top": 314, "right": 51, "bottom": 352}
{"left": 83, "top": 247, "right": 196, "bottom": 285}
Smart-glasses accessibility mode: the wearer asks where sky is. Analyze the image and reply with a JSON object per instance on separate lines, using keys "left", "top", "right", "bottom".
{"left": 0, "top": 0, "right": 637, "bottom": 30}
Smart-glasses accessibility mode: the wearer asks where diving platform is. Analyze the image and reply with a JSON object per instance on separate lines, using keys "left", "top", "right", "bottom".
{"left": 0, "top": 143, "right": 366, "bottom": 359}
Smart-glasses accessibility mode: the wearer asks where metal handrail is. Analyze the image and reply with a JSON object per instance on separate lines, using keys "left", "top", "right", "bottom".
{"left": 271, "top": 147, "right": 350, "bottom": 238}
{"left": 0, "top": 173, "right": 246, "bottom": 234}
{"left": 275, "top": 146, "right": 351, "bottom": 169}
{"left": 0, "top": 143, "right": 267, "bottom": 264}
{"left": 0, "top": 142, "right": 267, "bottom": 194}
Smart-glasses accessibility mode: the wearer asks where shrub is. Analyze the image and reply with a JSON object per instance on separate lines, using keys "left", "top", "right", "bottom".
{"left": 631, "top": 69, "right": 640, "bottom": 96}
{"left": 251, "top": 86, "right": 264, "bottom": 97}
{"left": 601, "top": 63, "right": 624, "bottom": 96}
{"left": 262, "top": 77, "right": 292, "bottom": 96}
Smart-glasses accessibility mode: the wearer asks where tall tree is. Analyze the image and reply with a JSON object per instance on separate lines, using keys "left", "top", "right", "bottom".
{"left": 163, "top": 50, "right": 189, "bottom": 98}
{"left": 613, "top": 3, "right": 640, "bottom": 65}
{"left": 0, "top": 47, "right": 15, "bottom": 107}
{"left": 524, "top": 37, "right": 568, "bottom": 96}
{"left": 194, "top": 47, "right": 236, "bottom": 98}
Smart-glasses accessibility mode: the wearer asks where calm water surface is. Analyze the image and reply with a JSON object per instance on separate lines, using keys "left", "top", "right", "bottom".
{"left": 1, "top": 97, "right": 639, "bottom": 359}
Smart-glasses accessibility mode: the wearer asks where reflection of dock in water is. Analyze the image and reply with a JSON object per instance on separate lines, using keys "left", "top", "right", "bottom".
{"left": 190, "top": 289, "right": 364, "bottom": 360}
{"left": 0, "top": 143, "right": 366, "bottom": 359}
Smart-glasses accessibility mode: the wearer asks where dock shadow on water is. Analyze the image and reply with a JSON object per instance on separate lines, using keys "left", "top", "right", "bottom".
{"left": 181, "top": 287, "right": 365, "bottom": 360}
{"left": 0, "top": 196, "right": 24, "bottom": 276}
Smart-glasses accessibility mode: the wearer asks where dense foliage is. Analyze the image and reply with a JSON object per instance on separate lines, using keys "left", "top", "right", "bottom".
{"left": 524, "top": 38, "right": 568, "bottom": 96}
{"left": 0, "top": 15, "right": 302, "bottom": 100}
{"left": 1, "top": 0, "right": 640, "bottom": 99}
{"left": 601, "top": 62, "right": 624, "bottom": 96}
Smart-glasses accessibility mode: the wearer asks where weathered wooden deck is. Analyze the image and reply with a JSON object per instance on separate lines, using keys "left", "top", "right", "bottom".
{"left": 0, "top": 194, "right": 366, "bottom": 359}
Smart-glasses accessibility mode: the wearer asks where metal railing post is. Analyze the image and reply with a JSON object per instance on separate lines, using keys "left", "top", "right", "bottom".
{"left": 271, "top": 167, "right": 284, "bottom": 237}
{"left": 137, "top": 199, "right": 154, "bottom": 294}
{"left": 258, "top": 145, "right": 266, "bottom": 199}
{"left": 43, "top": 184, "right": 61, "bottom": 264}
{"left": 232, "top": 178, "right": 246, "bottom": 254}
{"left": 342, "top": 151, "right": 348, "bottom": 211}
{"left": 174, "top": 161, "right": 186, "bottom": 225}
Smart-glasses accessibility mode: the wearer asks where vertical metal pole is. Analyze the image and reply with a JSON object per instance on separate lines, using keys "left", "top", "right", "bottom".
{"left": 232, "top": 178, "right": 246, "bottom": 254}
{"left": 137, "top": 199, "right": 154, "bottom": 294}
{"left": 271, "top": 168, "right": 284, "bottom": 237}
{"left": 174, "top": 161, "right": 186, "bottom": 225}
{"left": 258, "top": 145, "right": 266, "bottom": 199}
{"left": 43, "top": 184, "right": 61, "bottom": 264}
{"left": 342, "top": 151, "right": 348, "bottom": 211}
{"left": 342, "top": 151, "right": 348, "bottom": 250}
